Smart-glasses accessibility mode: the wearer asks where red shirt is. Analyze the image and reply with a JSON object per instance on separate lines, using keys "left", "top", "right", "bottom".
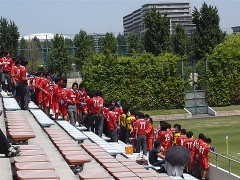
{"left": 199, "top": 142, "right": 210, "bottom": 158}
{"left": 1, "top": 57, "right": 14, "bottom": 72}
{"left": 29, "top": 77, "right": 36, "bottom": 90}
{"left": 67, "top": 89, "right": 78, "bottom": 105}
{"left": 18, "top": 65, "right": 27, "bottom": 83}
{"left": 52, "top": 84, "right": 62, "bottom": 101}
{"left": 158, "top": 131, "right": 172, "bottom": 150}
{"left": 78, "top": 90, "right": 88, "bottom": 107}
{"left": 146, "top": 122, "right": 154, "bottom": 139}
{"left": 176, "top": 134, "right": 187, "bottom": 146}
{"left": 86, "top": 97, "right": 93, "bottom": 114}
{"left": 92, "top": 96, "right": 103, "bottom": 114}
{"left": 135, "top": 119, "right": 146, "bottom": 135}
{"left": 194, "top": 139, "right": 204, "bottom": 155}
{"left": 183, "top": 138, "right": 195, "bottom": 152}
{"left": 103, "top": 107, "right": 110, "bottom": 119}
{"left": 107, "top": 111, "right": 117, "bottom": 131}
{"left": 39, "top": 78, "right": 51, "bottom": 95}
{"left": 11, "top": 65, "right": 20, "bottom": 82}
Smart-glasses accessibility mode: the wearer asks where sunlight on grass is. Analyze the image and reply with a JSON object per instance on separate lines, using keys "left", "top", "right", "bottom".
{"left": 211, "top": 105, "right": 240, "bottom": 111}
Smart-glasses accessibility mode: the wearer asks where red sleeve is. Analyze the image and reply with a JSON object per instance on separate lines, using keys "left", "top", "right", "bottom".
{"left": 20, "top": 66, "right": 27, "bottom": 82}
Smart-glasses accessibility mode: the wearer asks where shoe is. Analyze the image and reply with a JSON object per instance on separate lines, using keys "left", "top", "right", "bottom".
{"left": 12, "top": 145, "right": 20, "bottom": 151}
{"left": 5, "top": 147, "right": 21, "bottom": 157}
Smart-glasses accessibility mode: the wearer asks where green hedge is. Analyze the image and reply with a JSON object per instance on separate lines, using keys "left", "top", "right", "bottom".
{"left": 204, "top": 33, "right": 240, "bottom": 106}
{"left": 82, "top": 52, "right": 188, "bottom": 110}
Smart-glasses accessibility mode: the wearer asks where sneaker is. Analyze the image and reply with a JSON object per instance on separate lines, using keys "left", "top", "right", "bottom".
{"left": 12, "top": 145, "right": 20, "bottom": 151}
{"left": 5, "top": 147, "right": 21, "bottom": 157}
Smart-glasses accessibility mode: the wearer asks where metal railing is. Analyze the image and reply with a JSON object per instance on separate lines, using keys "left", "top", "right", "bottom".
{"left": 209, "top": 151, "right": 240, "bottom": 176}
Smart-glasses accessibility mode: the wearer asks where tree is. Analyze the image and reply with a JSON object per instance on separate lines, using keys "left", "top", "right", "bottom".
{"left": 47, "top": 34, "right": 72, "bottom": 77}
{"left": 18, "top": 37, "right": 27, "bottom": 58}
{"left": 74, "top": 30, "right": 94, "bottom": 72}
{"left": 0, "top": 17, "right": 19, "bottom": 55}
{"left": 172, "top": 24, "right": 190, "bottom": 56}
{"left": 143, "top": 8, "right": 171, "bottom": 56}
{"left": 127, "top": 33, "right": 143, "bottom": 55}
{"left": 117, "top": 33, "right": 127, "bottom": 56}
{"left": 100, "top": 32, "right": 117, "bottom": 55}
{"left": 192, "top": 2, "right": 226, "bottom": 60}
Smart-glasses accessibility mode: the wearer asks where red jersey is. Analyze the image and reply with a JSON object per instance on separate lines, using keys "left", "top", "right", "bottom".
{"left": 193, "top": 138, "right": 204, "bottom": 155}
{"left": 103, "top": 107, "right": 110, "bottom": 119}
{"left": 39, "top": 78, "right": 51, "bottom": 94}
{"left": 199, "top": 142, "right": 210, "bottom": 158}
{"left": 18, "top": 65, "right": 27, "bottom": 83}
{"left": 92, "top": 96, "right": 103, "bottom": 114}
{"left": 1, "top": 57, "right": 14, "bottom": 72}
{"left": 11, "top": 65, "right": 20, "bottom": 82}
{"left": 86, "top": 97, "right": 93, "bottom": 114}
{"left": 135, "top": 119, "right": 146, "bottom": 135}
{"left": 184, "top": 138, "right": 195, "bottom": 152}
{"left": 107, "top": 111, "right": 118, "bottom": 131}
{"left": 29, "top": 76, "right": 36, "bottom": 90}
{"left": 145, "top": 122, "right": 154, "bottom": 139}
{"left": 52, "top": 84, "right": 62, "bottom": 102}
{"left": 158, "top": 131, "right": 172, "bottom": 152}
{"left": 67, "top": 89, "right": 78, "bottom": 105}
{"left": 176, "top": 134, "right": 187, "bottom": 146}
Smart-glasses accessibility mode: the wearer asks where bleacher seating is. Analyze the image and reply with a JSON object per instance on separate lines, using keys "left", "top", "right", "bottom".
{"left": 3, "top": 97, "right": 21, "bottom": 111}
{"left": 29, "top": 109, "right": 55, "bottom": 127}
{"left": 56, "top": 120, "right": 88, "bottom": 142}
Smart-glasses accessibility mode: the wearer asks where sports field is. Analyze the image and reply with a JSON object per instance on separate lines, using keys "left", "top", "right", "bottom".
{"left": 153, "top": 116, "right": 240, "bottom": 176}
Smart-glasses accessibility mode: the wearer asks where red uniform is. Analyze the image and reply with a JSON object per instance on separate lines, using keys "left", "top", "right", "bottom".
{"left": 67, "top": 89, "right": 78, "bottom": 105}
{"left": 77, "top": 90, "right": 88, "bottom": 114}
{"left": 92, "top": 96, "right": 103, "bottom": 114}
{"left": 106, "top": 111, "right": 118, "bottom": 131}
{"left": 11, "top": 65, "right": 20, "bottom": 82}
{"left": 103, "top": 107, "right": 110, "bottom": 120}
{"left": 146, "top": 122, "right": 154, "bottom": 150}
{"left": 52, "top": 84, "right": 62, "bottom": 114}
{"left": 114, "top": 107, "right": 123, "bottom": 122}
{"left": 184, "top": 138, "right": 195, "bottom": 165}
{"left": 199, "top": 142, "right": 210, "bottom": 169}
{"left": 85, "top": 97, "right": 93, "bottom": 114}
{"left": 176, "top": 134, "right": 187, "bottom": 146}
{"left": 1, "top": 57, "right": 14, "bottom": 72}
{"left": 158, "top": 131, "right": 172, "bottom": 154}
{"left": 35, "top": 77, "right": 44, "bottom": 105}
{"left": 61, "top": 88, "right": 69, "bottom": 116}
{"left": 39, "top": 78, "right": 51, "bottom": 108}
{"left": 18, "top": 65, "right": 27, "bottom": 83}
{"left": 135, "top": 119, "right": 146, "bottom": 135}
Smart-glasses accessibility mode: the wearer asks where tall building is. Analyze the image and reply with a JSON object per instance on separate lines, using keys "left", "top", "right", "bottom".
{"left": 123, "top": 2, "right": 196, "bottom": 35}
{"left": 231, "top": 26, "right": 240, "bottom": 34}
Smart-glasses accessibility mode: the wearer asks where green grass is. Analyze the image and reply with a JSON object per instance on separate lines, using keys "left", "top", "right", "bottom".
{"left": 211, "top": 105, "right": 240, "bottom": 111}
{"left": 141, "top": 109, "right": 187, "bottom": 116}
{"left": 153, "top": 116, "right": 240, "bottom": 176}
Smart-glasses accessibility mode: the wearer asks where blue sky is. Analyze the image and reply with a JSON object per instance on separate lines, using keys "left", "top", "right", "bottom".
{"left": 0, "top": 0, "right": 239, "bottom": 37}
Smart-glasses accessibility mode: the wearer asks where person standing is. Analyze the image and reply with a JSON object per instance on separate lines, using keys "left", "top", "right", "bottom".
{"left": 52, "top": 77, "right": 62, "bottom": 120}
{"left": 146, "top": 117, "right": 154, "bottom": 151}
{"left": 1, "top": 51, "right": 14, "bottom": 94}
{"left": 91, "top": 90, "right": 104, "bottom": 137}
{"left": 199, "top": 137, "right": 211, "bottom": 180}
{"left": 106, "top": 105, "right": 119, "bottom": 142}
{"left": 18, "top": 59, "right": 29, "bottom": 110}
{"left": 67, "top": 82, "right": 78, "bottom": 126}
{"left": 135, "top": 113, "right": 148, "bottom": 157}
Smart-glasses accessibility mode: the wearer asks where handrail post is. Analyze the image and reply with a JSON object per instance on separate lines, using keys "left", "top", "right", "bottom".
{"left": 229, "top": 159, "right": 231, "bottom": 173}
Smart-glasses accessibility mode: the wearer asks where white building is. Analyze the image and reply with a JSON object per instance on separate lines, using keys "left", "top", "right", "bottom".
{"left": 123, "top": 2, "right": 196, "bottom": 35}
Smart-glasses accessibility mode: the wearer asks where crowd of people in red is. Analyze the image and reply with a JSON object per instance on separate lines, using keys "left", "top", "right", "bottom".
{"left": 0, "top": 50, "right": 211, "bottom": 179}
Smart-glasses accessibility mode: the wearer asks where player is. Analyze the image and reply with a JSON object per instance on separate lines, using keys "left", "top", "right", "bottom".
{"left": 106, "top": 105, "right": 119, "bottom": 142}
{"left": 145, "top": 117, "right": 154, "bottom": 151}
{"left": 199, "top": 137, "right": 211, "bottom": 180}
{"left": 135, "top": 113, "right": 148, "bottom": 157}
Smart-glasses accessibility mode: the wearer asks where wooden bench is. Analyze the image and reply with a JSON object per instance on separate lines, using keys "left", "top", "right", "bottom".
{"left": 17, "top": 170, "right": 59, "bottom": 180}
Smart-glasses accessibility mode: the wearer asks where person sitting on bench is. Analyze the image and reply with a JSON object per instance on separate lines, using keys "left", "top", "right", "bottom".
{"left": 149, "top": 140, "right": 165, "bottom": 168}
